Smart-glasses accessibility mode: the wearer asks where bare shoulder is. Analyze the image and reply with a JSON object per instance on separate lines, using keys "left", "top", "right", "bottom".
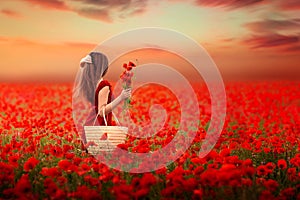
{"left": 98, "top": 86, "right": 110, "bottom": 95}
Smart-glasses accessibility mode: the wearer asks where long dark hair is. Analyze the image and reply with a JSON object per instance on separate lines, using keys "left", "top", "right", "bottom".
{"left": 79, "top": 52, "right": 108, "bottom": 104}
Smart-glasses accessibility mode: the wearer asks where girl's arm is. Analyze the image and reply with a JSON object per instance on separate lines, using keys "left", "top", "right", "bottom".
{"left": 98, "top": 86, "right": 131, "bottom": 117}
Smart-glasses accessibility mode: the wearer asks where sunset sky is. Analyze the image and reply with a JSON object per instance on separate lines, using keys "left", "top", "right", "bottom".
{"left": 0, "top": 0, "right": 299, "bottom": 82}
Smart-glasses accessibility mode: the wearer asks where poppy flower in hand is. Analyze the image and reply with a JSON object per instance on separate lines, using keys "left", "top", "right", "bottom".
{"left": 120, "top": 60, "right": 138, "bottom": 108}
{"left": 120, "top": 60, "right": 138, "bottom": 88}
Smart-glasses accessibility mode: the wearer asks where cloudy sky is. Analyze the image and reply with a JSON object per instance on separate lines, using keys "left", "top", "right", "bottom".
{"left": 0, "top": 0, "right": 299, "bottom": 81}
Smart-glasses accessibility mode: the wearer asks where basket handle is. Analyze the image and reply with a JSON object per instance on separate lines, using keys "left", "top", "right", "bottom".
{"left": 92, "top": 106, "right": 121, "bottom": 126}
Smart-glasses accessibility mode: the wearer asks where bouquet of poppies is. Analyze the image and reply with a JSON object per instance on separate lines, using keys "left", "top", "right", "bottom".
{"left": 120, "top": 60, "right": 137, "bottom": 108}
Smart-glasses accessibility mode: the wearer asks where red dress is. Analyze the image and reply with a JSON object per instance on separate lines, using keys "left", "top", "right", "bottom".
{"left": 83, "top": 80, "right": 112, "bottom": 144}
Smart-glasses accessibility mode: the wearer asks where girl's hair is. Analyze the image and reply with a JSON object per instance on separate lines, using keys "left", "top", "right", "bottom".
{"left": 79, "top": 52, "right": 109, "bottom": 104}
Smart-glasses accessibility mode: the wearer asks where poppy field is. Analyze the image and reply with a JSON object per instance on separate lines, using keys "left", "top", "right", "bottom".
{"left": 0, "top": 81, "right": 299, "bottom": 199}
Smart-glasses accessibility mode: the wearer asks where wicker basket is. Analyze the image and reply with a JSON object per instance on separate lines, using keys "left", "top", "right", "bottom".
{"left": 84, "top": 108, "right": 127, "bottom": 155}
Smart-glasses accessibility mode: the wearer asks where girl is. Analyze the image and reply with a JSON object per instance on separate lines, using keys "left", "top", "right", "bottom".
{"left": 74, "top": 51, "right": 131, "bottom": 144}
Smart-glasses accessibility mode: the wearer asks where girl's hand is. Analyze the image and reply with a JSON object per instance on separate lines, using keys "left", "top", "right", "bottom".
{"left": 120, "top": 88, "right": 131, "bottom": 100}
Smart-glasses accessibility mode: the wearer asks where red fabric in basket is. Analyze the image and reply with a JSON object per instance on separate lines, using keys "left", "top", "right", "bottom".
{"left": 83, "top": 80, "right": 113, "bottom": 144}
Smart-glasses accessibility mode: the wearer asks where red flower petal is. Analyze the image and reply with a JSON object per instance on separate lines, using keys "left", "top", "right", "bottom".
{"left": 128, "top": 61, "right": 136, "bottom": 67}
{"left": 100, "top": 132, "right": 108, "bottom": 140}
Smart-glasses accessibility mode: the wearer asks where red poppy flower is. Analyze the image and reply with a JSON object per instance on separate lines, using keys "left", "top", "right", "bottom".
{"left": 73, "top": 157, "right": 82, "bottom": 166}
{"left": 242, "top": 159, "right": 253, "bottom": 167}
{"left": 263, "top": 179, "right": 278, "bottom": 192}
{"left": 220, "top": 164, "right": 236, "bottom": 171}
{"left": 14, "top": 174, "right": 32, "bottom": 196}
{"left": 111, "top": 184, "right": 133, "bottom": 200}
{"left": 140, "top": 173, "right": 156, "bottom": 187}
{"left": 44, "top": 178, "right": 58, "bottom": 197}
{"left": 2, "top": 188, "right": 14, "bottom": 199}
{"left": 40, "top": 167, "right": 61, "bottom": 178}
{"left": 277, "top": 159, "right": 287, "bottom": 169}
{"left": 290, "top": 156, "right": 300, "bottom": 167}
{"left": 194, "top": 165, "right": 204, "bottom": 176}
{"left": 8, "top": 154, "right": 20, "bottom": 167}
{"left": 263, "top": 147, "right": 271, "bottom": 154}
{"left": 57, "top": 176, "right": 67, "bottom": 187}
{"left": 79, "top": 163, "right": 91, "bottom": 174}
{"left": 242, "top": 178, "right": 252, "bottom": 186}
{"left": 58, "top": 159, "right": 71, "bottom": 171}
{"left": 135, "top": 188, "right": 150, "bottom": 199}
{"left": 256, "top": 165, "right": 268, "bottom": 177}
{"left": 193, "top": 189, "right": 203, "bottom": 199}
{"left": 183, "top": 177, "right": 198, "bottom": 191}
{"left": 265, "top": 162, "right": 275, "bottom": 174}
{"left": 65, "top": 152, "right": 75, "bottom": 160}
{"left": 200, "top": 169, "right": 218, "bottom": 187}
{"left": 287, "top": 167, "right": 296, "bottom": 181}
{"left": 128, "top": 61, "right": 136, "bottom": 67}
{"left": 50, "top": 145, "right": 63, "bottom": 158}
{"left": 127, "top": 65, "right": 132, "bottom": 71}
{"left": 219, "top": 148, "right": 231, "bottom": 157}
{"left": 23, "top": 157, "right": 39, "bottom": 172}
{"left": 259, "top": 190, "right": 275, "bottom": 200}
{"left": 242, "top": 166, "right": 255, "bottom": 177}
{"left": 280, "top": 187, "right": 295, "bottom": 198}
{"left": 84, "top": 175, "right": 99, "bottom": 186}
{"left": 120, "top": 71, "right": 126, "bottom": 79}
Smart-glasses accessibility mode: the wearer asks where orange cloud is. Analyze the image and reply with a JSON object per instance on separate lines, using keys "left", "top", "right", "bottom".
{"left": 0, "top": 36, "right": 96, "bottom": 50}
{"left": 0, "top": 36, "right": 96, "bottom": 82}
{"left": 64, "top": 41, "right": 97, "bottom": 49}
{"left": 0, "top": 36, "right": 40, "bottom": 46}
{"left": 0, "top": 9, "right": 23, "bottom": 19}
{"left": 22, "top": 0, "right": 69, "bottom": 10}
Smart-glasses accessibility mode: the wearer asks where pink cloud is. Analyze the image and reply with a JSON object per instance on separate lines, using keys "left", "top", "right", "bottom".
{"left": 277, "top": 0, "right": 300, "bottom": 10}
{"left": 77, "top": 0, "right": 132, "bottom": 8}
{"left": 242, "top": 16, "right": 300, "bottom": 53}
{"left": 1, "top": 9, "right": 23, "bottom": 19}
{"left": 76, "top": 0, "right": 148, "bottom": 19}
{"left": 244, "top": 18, "right": 300, "bottom": 33}
{"left": 243, "top": 34, "right": 299, "bottom": 49}
{"left": 19, "top": 0, "right": 148, "bottom": 23}
{"left": 221, "top": 38, "right": 235, "bottom": 42}
{"left": 194, "top": 0, "right": 265, "bottom": 9}
{"left": 21, "top": 0, "right": 114, "bottom": 23}
{"left": 76, "top": 7, "right": 112, "bottom": 23}
{"left": 284, "top": 45, "right": 300, "bottom": 52}
{"left": 129, "top": 7, "right": 147, "bottom": 16}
